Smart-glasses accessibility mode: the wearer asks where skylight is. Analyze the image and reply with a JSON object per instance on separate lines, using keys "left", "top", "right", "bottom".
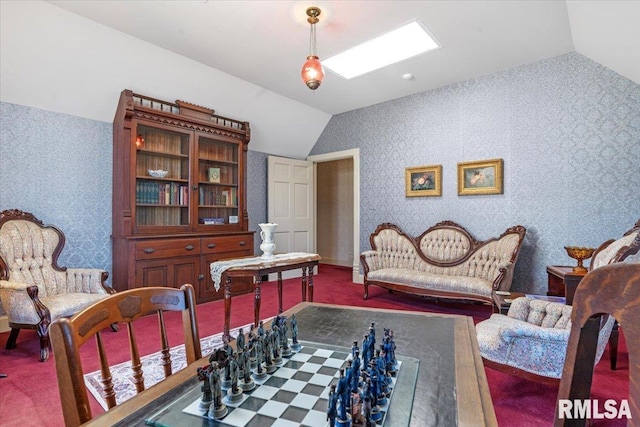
{"left": 322, "top": 20, "right": 440, "bottom": 79}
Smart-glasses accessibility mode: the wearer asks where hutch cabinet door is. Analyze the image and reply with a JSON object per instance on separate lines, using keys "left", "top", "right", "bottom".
{"left": 193, "top": 133, "right": 246, "bottom": 232}
{"left": 135, "top": 257, "right": 199, "bottom": 290}
{"left": 132, "top": 121, "right": 193, "bottom": 234}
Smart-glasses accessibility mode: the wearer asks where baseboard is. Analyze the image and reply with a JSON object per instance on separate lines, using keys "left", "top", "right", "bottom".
{"left": 319, "top": 258, "right": 351, "bottom": 267}
{"left": 0, "top": 315, "right": 9, "bottom": 333}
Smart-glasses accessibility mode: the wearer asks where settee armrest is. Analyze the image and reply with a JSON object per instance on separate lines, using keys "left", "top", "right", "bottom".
{"left": 360, "top": 250, "right": 381, "bottom": 273}
{"left": 492, "top": 261, "right": 515, "bottom": 291}
{"left": 65, "top": 268, "right": 113, "bottom": 294}
{"left": 499, "top": 320, "right": 570, "bottom": 342}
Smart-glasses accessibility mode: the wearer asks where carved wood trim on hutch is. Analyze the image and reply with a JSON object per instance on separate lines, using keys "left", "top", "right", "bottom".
{"left": 112, "top": 90, "right": 254, "bottom": 303}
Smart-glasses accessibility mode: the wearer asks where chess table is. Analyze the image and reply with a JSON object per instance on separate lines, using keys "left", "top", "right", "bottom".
{"left": 146, "top": 341, "right": 417, "bottom": 426}
{"left": 84, "top": 302, "right": 497, "bottom": 426}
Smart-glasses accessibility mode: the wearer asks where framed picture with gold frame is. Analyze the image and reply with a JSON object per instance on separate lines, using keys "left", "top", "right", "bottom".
{"left": 405, "top": 165, "right": 442, "bottom": 197}
{"left": 457, "top": 158, "right": 503, "bottom": 195}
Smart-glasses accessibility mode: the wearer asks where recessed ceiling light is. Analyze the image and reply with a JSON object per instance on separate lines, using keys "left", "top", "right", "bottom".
{"left": 402, "top": 73, "right": 415, "bottom": 81}
{"left": 322, "top": 20, "right": 439, "bottom": 79}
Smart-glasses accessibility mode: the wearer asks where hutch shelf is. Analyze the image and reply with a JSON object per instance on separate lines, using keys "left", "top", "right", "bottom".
{"left": 112, "top": 90, "right": 254, "bottom": 303}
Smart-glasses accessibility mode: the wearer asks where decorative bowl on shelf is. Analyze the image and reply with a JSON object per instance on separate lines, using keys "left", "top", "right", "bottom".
{"left": 564, "top": 246, "right": 596, "bottom": 273}
{"left": 148, "top": 169, "right": 168, "bottom": 178}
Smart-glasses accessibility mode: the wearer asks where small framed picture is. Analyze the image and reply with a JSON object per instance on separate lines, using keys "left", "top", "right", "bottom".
{"left": 208, "top": 167, "right": 221, "bottom": 183}
{"left": 405, "top": 165, "right": 442, "bottom": 197}
{"left": 457, "top": 158, "right": 503, "bottom": 195}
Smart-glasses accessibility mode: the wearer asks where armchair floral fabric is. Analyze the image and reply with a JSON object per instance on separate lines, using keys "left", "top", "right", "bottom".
{"left": 0, "top": 209, "right": 113, "bottom": 361}
{"left": 476, "top": 297, "right": 614, "bottom": 379}
{"left": 475, "top": 223, "right": 639, "bottom": 383}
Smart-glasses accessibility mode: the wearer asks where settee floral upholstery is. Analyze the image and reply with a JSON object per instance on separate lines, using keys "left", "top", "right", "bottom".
{"left": 476, "top": 221, "right": 639, "bottom": 383}
{"left": 0, "top": 209, "right": 114, "bottom": 361}
{"left": 360, "top": 221, "right": 526, "bottom": 306}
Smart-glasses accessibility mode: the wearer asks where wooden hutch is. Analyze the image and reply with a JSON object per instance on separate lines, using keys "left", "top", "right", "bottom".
{"left": 112, "top": 90, "right": 254, "bottom": 303}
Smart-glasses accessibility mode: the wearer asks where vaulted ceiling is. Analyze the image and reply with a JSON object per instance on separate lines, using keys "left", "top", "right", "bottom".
{"left": 2, "top": 1, "right": 637, "bottom": 158}
{"left": 48, "top": 0, "right": 639, "bottom": 116}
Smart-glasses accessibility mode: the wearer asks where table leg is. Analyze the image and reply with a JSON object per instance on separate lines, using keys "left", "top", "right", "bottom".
{"left": 301, "top": 267, "right": 307, "bottom": 302}
{"left": 308, "top": 266, "right": 314, "bottom": 302}
{"left": 223, "top": 275, "right": 232, "bottom": 342}
{"left": 254, "top": 275, "right": 262, "bottom": 328}
{"left": 277, "top": 272, "right": 283, "bottom": 314}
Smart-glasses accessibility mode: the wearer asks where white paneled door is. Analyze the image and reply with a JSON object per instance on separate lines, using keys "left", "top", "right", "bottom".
{"left": 267, "top": 156, "right": 315, "bottom": 279}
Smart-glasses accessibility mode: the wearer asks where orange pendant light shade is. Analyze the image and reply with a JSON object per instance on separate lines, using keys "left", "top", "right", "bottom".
{"left": 301, "top": 55, "right": 324, "bottom": 90}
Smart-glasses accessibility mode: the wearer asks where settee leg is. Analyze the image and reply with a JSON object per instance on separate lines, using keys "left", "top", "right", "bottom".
{"left": 363, "top": 284, "right": 369, "bottom": 300}
{"left": 37, "top": 331, "right": 50, "bottom": 362}
{"left": 5, "top": 328, "right": 19, "bottom": 349}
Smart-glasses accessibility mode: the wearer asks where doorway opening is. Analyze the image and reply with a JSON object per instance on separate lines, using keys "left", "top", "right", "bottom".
{"left": 307, "top": 149, "right": 361, "bottom": 284}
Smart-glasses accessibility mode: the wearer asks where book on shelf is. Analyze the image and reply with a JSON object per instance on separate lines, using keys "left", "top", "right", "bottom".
{"left": 137, "top": 181, "right": 187, "bottom": 206}
{"left": 202, "top": 217, "right": 225, "bottom": 225}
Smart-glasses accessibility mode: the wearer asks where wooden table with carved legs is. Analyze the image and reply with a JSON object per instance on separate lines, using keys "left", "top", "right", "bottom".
{"left": 219, "top": 254, "right": 320, "bottom": 341}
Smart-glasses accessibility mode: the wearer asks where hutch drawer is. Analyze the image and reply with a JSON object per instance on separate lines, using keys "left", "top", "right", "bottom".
{"left": 134, "top": 238, "right": 200, "bottom": 260}
{"left": 202, "top": 234, "right": 251, "bottom": 254}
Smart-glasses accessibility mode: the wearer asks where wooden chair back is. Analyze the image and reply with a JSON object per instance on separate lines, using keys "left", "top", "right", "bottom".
{"left": 555, "top": 235, "right": 640, "bottom": 426}
{"left": 50, "top": 284, "right": 202, "bottom": 426}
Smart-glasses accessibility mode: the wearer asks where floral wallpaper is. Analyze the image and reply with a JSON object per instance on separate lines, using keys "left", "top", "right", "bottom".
{"left": 1, "top": 52, "right": 638, "bottom": 300}
{"left": 0, "top": 102, "right": 269, "bottom": 288}
{"left": 310, "top": 52, "right": 640, "bottom": 294}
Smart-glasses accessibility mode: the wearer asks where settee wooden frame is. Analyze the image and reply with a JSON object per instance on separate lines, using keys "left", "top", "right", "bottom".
{"left": 361, "top": 221, "right": 526, "bottom": 307}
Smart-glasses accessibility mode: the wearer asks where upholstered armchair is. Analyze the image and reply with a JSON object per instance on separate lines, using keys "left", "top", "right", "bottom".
{"left": 475, "top": 220, "right": 639, "bottom": 384}
{"left": 0, "top": 209, "right": 115, "bottom": 361}
{"left": 476, "top": 297, "right": 615, "bottom": 384}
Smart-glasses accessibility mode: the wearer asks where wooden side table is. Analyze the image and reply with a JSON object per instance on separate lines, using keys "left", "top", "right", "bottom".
{"left": 546, "top": 265, "right": 587, "bottom": 305}
{"left": 547, "top": 265, "right": 618, "bottom": 370}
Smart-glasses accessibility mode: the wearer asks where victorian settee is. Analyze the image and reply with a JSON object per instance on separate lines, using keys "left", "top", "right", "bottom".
{"left": 0, "top": 209, "right": 115, "bottom": 361}
{"left": 360, "top": 221, "right": 526, "bottom": 307}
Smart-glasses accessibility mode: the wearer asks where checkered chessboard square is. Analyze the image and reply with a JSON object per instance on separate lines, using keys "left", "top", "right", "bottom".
{"left": 182, "top": 344, "right": 400, "bottom": 427}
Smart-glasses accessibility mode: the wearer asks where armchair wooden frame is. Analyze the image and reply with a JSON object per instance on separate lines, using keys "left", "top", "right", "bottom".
{"left": 0, "top": 209, "right": 115, "bottom": 361}
{"left": 50, "top": 284, "right": 202, "bottom": 426}
{"left": 482, "top": 221, "right": 640, "bottom": 386}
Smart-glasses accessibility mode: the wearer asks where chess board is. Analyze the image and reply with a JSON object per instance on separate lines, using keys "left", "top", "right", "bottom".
{"left": 145, "top": 341, "right": 418, "bottom": 427}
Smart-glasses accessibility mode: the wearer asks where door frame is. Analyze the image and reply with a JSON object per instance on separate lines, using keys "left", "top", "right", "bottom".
{"left": 307, "top": 149, "right": 362, "bottom": 284}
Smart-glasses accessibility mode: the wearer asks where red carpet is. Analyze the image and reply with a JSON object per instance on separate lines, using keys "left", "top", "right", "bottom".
{"left": 0, "top": 264, "right": 628, "bottom": 426}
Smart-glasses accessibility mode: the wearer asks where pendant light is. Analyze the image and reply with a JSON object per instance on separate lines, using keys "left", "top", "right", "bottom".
{"left": 301, "top": 6, "right": 324, "bottom": 90}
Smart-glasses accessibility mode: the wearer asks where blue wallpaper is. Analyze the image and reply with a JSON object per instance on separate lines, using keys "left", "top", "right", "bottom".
{"left": 1, "top": 52, "right": 638, "bottom": 297}
{"left": 0, "top": 103, "right": 113, "bottom": 270}
{"left": 0, "top": 102, "right": 269, "bottom": 287}
{"left": 310, "top": 52, "right": 640, "bottom": 294}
